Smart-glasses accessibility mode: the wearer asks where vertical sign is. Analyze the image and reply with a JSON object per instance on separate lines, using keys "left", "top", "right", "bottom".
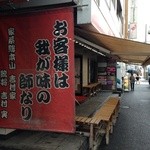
{"left": 0, "top": 8, "right": 75, "bottom": 133}
{"left": 129, "top": 22, "right": 137, "bottom": 39}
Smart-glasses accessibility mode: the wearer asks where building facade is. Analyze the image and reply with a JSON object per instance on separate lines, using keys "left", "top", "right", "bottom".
{"left": 0, "top": 0, "right": 127, "bottom": 133}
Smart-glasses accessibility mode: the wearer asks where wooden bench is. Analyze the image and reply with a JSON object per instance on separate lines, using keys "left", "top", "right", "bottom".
{"left": 76, "top": 96, "right": 120, "bottom": 150}
{"left": 83, "top": 82, "right": 101, "bottom": 97}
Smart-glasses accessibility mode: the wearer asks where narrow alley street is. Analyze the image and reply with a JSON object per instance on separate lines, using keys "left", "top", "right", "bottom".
{"left": 99, "top": 78, "right": 150, "bottom": 150}
{"left": 0, "top": 79, "right": 150, "bottom": 150}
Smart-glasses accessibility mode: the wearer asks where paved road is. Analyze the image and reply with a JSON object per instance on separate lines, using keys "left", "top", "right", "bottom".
{"left": 99, "top": 79, "right": 150, "bottom": 150}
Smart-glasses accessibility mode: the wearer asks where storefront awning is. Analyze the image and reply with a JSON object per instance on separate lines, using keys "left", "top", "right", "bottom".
{"left": 75, "top": 28, "right": 150, "bottom": 66}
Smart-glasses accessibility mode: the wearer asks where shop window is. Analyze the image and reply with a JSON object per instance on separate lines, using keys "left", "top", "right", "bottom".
{"left": 89, "top": 60, "right": 97, "bottom": 83}
{"left": 117, "top": 0, "right": 122, "bottom": 19}
{"left": 112, "top": 0, "right": 116, "bottom": 9}
{"left": 94, "top": 0, "right": 101, "bottom": 7}
{"left": 75, "top": 56, "right": 82, "bottom": 95}
{"left": 105, "top": 0, "right": 111, "bottom": 9}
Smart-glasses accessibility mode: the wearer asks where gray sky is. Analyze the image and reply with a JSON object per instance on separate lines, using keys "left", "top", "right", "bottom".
{"left": 136, "top": 0, "right": 150, "bottom": 42}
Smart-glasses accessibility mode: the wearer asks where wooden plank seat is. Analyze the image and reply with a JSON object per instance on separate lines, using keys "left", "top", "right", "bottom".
{"left": 76, "top": 96, "right": 120, "bottom": 150}
{"left": 83, "top": 82, "right": 101, "bottom": 97}
{"left": 93, "top": 97, "right": 120, "bottom": 145}
{"left": 76, "top": 116, "right": 103, "bottom": 150}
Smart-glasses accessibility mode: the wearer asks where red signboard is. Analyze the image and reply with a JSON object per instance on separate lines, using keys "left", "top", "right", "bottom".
{"left": 0, "top": 8, "right": 75, "bottom": 133}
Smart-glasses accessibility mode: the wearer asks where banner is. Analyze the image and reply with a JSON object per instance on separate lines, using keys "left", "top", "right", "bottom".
{"left": 0, "top": 8, "right": 75, "bottom": 133}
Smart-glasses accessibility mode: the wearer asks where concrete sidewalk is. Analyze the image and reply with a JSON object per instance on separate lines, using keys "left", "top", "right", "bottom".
{"left": 0, "top": 91, "right": 112, "bottom": 150}
{"left": 0, "top": 130, "right": 88, "bottom": 150}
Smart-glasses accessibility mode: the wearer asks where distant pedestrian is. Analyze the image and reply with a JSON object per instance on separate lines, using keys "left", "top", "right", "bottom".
{"left": 130, "top": 73, "right": 135, "bottom": 91}
{"left": 135, "top": 73, "right": 140, "bottom": 84}
{"left": 122, "top": 76, "right": 124, "bottom": 89}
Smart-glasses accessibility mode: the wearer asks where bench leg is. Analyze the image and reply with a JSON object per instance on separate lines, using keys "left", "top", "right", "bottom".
{"left": 113, "top": 107, "right": 120, "bottom": 125}
{"left": 89, "top": 124, "right": 94, "bottom": 150}
{"left": 110, "top": 122, "right": 113, "bottom": 134}
{"left": 105, "top": 122, "right": 111, "bottom": 145}
{"left": 112, "top": 114, "right": 117, "bottom": 125}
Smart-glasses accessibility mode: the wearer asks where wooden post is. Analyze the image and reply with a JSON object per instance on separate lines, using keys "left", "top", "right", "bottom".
{"left": 89, "top": 124, "right": 94, "bottom": 150}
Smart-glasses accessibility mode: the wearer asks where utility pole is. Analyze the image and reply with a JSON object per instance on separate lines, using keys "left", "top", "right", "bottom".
{"left": 124, "top": 0, "right": 128, "bottom": 39}
{"left": 145, "top": 24, "right": 147, "bottom": 43}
